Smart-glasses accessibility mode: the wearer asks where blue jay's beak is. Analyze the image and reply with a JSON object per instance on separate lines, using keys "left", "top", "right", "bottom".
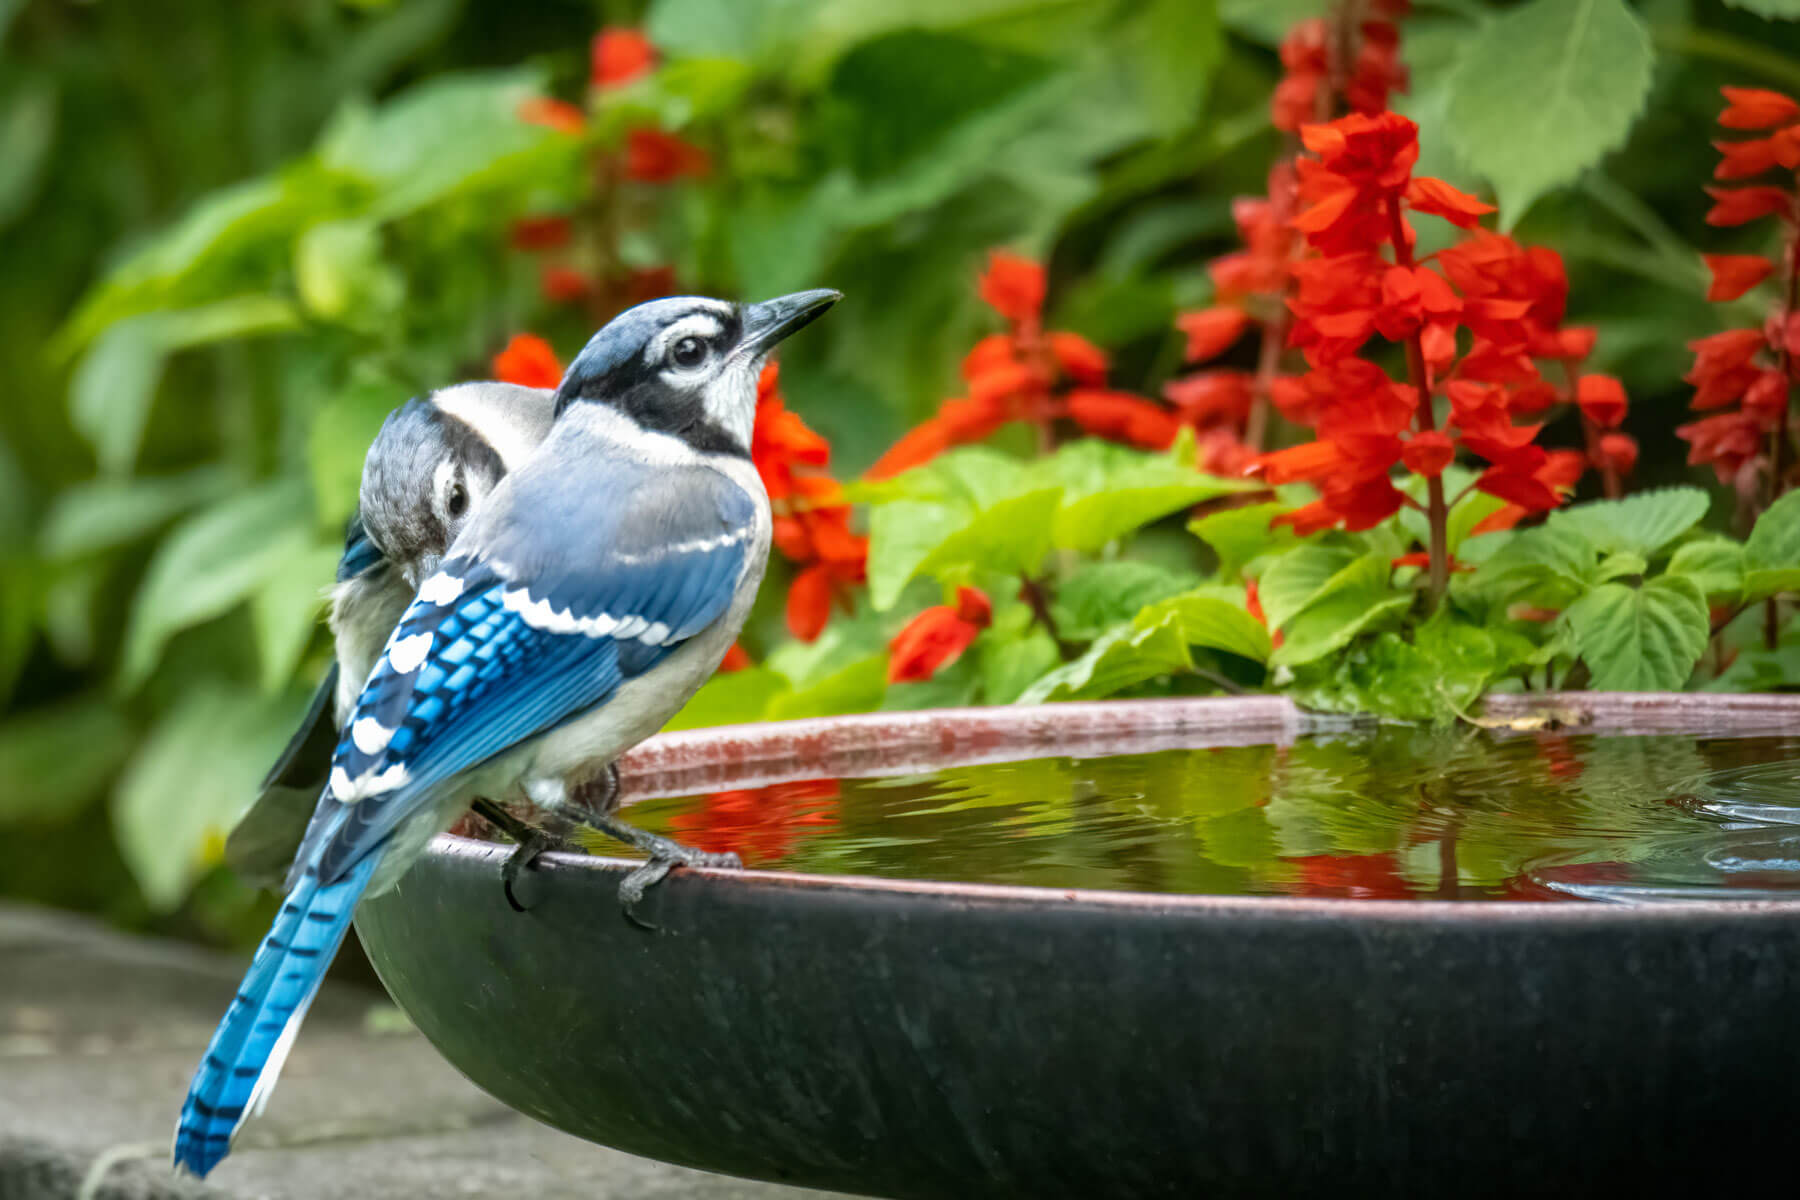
{"left": 739, "top": 289, "right": 841, "bottom": 357}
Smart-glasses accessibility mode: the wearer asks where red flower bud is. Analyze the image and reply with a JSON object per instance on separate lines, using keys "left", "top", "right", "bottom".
{"left": 1576, "top": 374, "right": 1628, "bottom": 429}
{"left": 1177, "top": 306, "right": 1251, "bottom": 363}
{"left": 1596, "top": 433, "right": 1638, "bottom": 475}
{"left": 1719, "top": 86, "right": 1800, "bottom": 130}
{"left": 1703, "top": 253, "right": 1775, "bottom": 301}
{"left": 978, "top": 250, "right": 1046, "bottom": 324}
{"left": 592, "top": 28, "right": 655, "bottom": 90}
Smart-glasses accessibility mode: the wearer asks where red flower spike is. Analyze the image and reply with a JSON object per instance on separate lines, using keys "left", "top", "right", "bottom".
{"left": 1401, "top": 430, "right": 1454, "bottom": 478}
{"left": 1404, "top": 177, "right": 1494, "bottom": 227}
{"left": 1704, "top": 186, "right": 1791, "bottom": 227}
{"left": 786, "top": 564, "right": 834, "bottom": 642}
{"left": 978, "top": 250, "right": 1046, "bottom": 324}
{"left": 1719, "top": 86, "right": 1800, "bottom": 131}
{"left": 1165, "top": 371, "right": 1255, "bottom": 428}
{"left": 1048, "top": 332, "right": 1109, "bottom": 385}
{"left": 592, "top": 28, "right": 655, "bottom": 89}
{"left": 1065, "top": 390, "right": 1180, "bottom": 451}
{"left": 1703, "top": 254, "right": 1775, "bottom": 301}
{"left": 1576, "top": 374, "right": 1628, "bottom": 429}
{"left": 509, "top": 215, "right": 572, "bottom": 251}
{"left": 625, "top": 128, "right": 711, "bottom": 182}
{"left": 1476, "top": 464, "right": 1561, "bottom": 512}
{"left": 1596, "top": 433, "right": 1638, "bottom": 476}
{"left": 1713, "top": 137, "right": 1782, "bottom": 181}
{"left": 887, "top": 594, "right": 990, "bottom": 684}
{"left": 492, "top": 334, "right": 563, "bottom": 389}
{"left": 539, "top": 264, "right": 590, "bottom": 304}
{"left": 1178, "top": 306, "right": 1251, "bottom": 362}
{"left": 717, "top": 643, "right": 752, "bottom": 673}
{"left": 518, "top": 97, "right": 585, "bottom": 135}
{"left": 1743, "top": 369, "right": 1790, "bottom": 420}
{"left": 1299, "top": 112, "right": 1420, "bottom": 189}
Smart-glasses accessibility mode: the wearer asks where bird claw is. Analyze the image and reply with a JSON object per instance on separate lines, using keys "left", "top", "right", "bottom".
{"left": 615, "top": 841, "right": 743, "bottom": 931}
{"left": 501, "top": 831, "right": 556, "bottom": 913}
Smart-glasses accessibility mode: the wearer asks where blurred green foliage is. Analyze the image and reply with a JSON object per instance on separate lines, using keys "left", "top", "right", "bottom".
{"left": 2, "top": 0, "right": 1799, "bottom": 945}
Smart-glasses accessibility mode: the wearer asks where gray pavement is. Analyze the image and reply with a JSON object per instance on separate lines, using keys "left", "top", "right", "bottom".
{"left": 0, "top": 903, "right": 854, "bottom": 1199}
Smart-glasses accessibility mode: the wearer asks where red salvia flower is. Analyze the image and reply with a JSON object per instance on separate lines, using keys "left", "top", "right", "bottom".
{"left": 1705, "top": 185, "right": 1792, "bottom": 227}
{"left": 539, "top": 264, "right": 591, "bottom": 304}
{"left": 1179, "top": 306, "right": 1251, "bottom": 362}
{"left": 591, "top": 28, "right": 655, "bottom": 90}
{"left": 625, "top": 128, "right": 711, "bottom": 182}
{"left": 887, "top": 587, "right": 992, "bottom": 684}
{"left": 1704, "top": 254, "right": 1775, "bottom": 301}
{"left": 492, "top": 334, "right": 563, "bottom": 389}
{"left": 1065, "top": 390, "right": 1181, "bottom": 450}
{"left": 672, "top": 780, "right": 839, "bottom": 865}
{"left": 518, "top": 97, "right": 586, "bottom": 135}
{"left": 978, "top": 250, "right": 1046, "bottom": 324}
{"left": 717, "top": 643, "right": 752, "bottom": 673}
{"left": 1596, "top": 433, "right": 1638, "bottom": 476}
{"left": 1576, "top": 375, "right": 1628, "bottom": 429}
{"left": 509, "top": 214, "right": 573, "bottom": 251}
{"left": 1720, "top": 86, "right": 1800, "bottom": 130}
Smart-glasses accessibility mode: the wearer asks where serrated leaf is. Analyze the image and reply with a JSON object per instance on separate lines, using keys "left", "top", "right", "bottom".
{"left": 1257, "top": 542, "right": 1360, "bottom": 630}
{"left": 1288, "top": 615, "right": 1506, "bottom": 723}
{"left": 1189, "top": 502, "right": 1299, "bottom": 579}
{"left": 1051, "top": 560, "right": 1200, "bottom": 641}
{"left": 1471, "top": 524, "right": 1597, "bottom": 601}
{"left": 1562, "top": 576, "right": 1708, "bottom": 691}
{"left": 1597, "top": 552, "right": 1648, "bottom": 581}
{"left": 1272, "top": 553, "right": 1413, "bottom": 668}
{"left": 1139, "top": 587, "right": 1273, "bottom": 664}
{"left": 920, "top": 488, "right": 1061, "bottom": 581}
{"left": 1547, "top": 488, "right": 1709, "bottom": 559}
{"left": 1746, "top": 568, "right": 1800, "bottom": 602}
{"left": 979, "top": 628, "right": 1061, "bottom": 704}
{"left": 1746, "top": 488, "right": 1800, "bottom": 572}
{"left": 112, "top": 684, "right": 313, "bottom": 910}
{"left": 120, "top": 480, "right": 314, "bottom": 689}
{"left": 1668, "top": 538, "right": 1745, "bottom": 605}
{"left": 1444, "top": 0, "right": 1654, "bottom": 225}
{"left": 1017, "top": 615, "right": 1193, "bottom": 704}
{"left": 1035, "top": 439, "right": 1249, "bottom": 551}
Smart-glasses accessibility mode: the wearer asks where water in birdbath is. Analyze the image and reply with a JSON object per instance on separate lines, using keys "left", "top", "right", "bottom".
{"left": 575, "top": 729, "right": 1800, "bottom": 901}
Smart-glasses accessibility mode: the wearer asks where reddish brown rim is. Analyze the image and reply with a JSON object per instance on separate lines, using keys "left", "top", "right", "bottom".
{"left": 441, "top": 692, "right": 1800, "bottom": 912}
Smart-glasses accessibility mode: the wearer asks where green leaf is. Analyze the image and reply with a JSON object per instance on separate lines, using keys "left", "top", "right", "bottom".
{"left": 0, "top": 69, "right": 56, "bottom": 230}
{"left": 112, "top": 684, "right": 313, "bottom": 910}
{"left": 1051, "top": 560, "right": 1200, "bottom": 641}
{"left": 1597, "top": 552, "right": 1648, "bottom": 581}
{"left": 1288, "top": 615, "right": 1509, "bottom": 723}
{"left": 1272, "top": 553, "right": 1413, "bottom": 667}
{"left": 1218, "top": 0, "right": 1322, "bottom": 45}
{"left": 1722, "top": 0, "right": 1800, "bottom": 17}
{"left": 0, "top": 697, "right": 133, "bottom": 826}
{"left": 1667, "top": 538, "right": 1745, "bottom": 605}
{"left": 1443, "top": 0, "right": 1654, "bottom": 225}
{"left": 40, "top": 468, "right": 234, "bottom": 560}
{"left": 308, "top": 368, "right": 407, "bottom": 527}
{"left": 68, "top": 319, "right": 165, "bottom": 476}
{"left": 1138, "top": 586, "right": 1272, "bottom": 665}
{"left": 120, "top": 480, "right": 314, "bottom": 689}
{"left": 1256, "top": 542, "right": 1359, "bottom": 630}
{"left": 766, "top": 653, "right": 888, "bottom": 721}
{"left": 1562, "top": 576, "right": 1709, "bottom": 691}
{"left": 979, "top": 628, "right": 1061, "bottom": 704}
{"left": 1547, "top": 487, "right": 1709, "bottom": 559}
{"left": 1017, "top": 616, "right": 1193, "bottom": 704}
{"left": 920, "top": 488, "right": 1061, "bottom": 582}
{"left": 317, "top": 69, "right": 564, "bottom": 219}
{"left": 1470, "top": 524, "right": 1598, "bottom": 601}
{"left": 251, "top": 541, "right": 339, "bottom": 693}
{"left": 1114, "top": 0, "right": 1222, "bottom": 136}
{"left": 663, "top": 666, "right": 788, "bottom": 731}
{"left": 1035, "top": 439, "right": 1249, "bottom": 552}
{"left": 295, "top": 219, "right": 401, "bottom": 325}
{"left": 1189, "top": 502, "right": 1298, "bottom": 579}
{"left": 1746, "top": 488, "right": 1800, "bottom": 571}
{"left": 883, "top": 651, "right": 981, "bottom": 711}
{"left": 827, "top": 31, "right": 1055, "bottom": 181}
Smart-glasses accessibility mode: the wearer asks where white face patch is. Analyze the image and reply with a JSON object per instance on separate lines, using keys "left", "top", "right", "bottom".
{"left": 700, "top": 361, "right": 759, "bottom": 452}
{"left": 433, "top": 382, "right": 556, "bottom": 473}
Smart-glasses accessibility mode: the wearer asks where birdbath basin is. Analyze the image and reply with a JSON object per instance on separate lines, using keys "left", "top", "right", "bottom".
{"left": 356, "top": 694, "right": 1800, "bottom": 1198}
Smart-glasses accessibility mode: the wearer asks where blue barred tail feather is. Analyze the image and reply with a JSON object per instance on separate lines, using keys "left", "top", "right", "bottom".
{"left": 172, "top": 854, "right": 381, "bottom": 1178}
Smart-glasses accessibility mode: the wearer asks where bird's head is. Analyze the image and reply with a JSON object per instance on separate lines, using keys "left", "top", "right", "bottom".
{"left": 553, "top": 289, "right": 841, "bottom": 456}
{"left": 360, "top": 382, "right": 556, "bottom": 586}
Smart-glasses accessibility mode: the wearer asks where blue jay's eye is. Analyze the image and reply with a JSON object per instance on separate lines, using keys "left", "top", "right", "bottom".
{"left": 670, "top": 336, "right": 708, "bottom": 368}
{"left": 446, "top": 481, "right": 468, "bottom": 519}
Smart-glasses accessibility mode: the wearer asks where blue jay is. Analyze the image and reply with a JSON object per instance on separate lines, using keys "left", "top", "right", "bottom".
{"left": 174, "top": 289, "right": 839, "bottom": 1179}
{"left": 226, "top": 383, "right": 556, "bottom": 889}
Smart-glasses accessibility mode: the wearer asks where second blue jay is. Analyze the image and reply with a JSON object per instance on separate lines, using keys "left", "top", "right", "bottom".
{"left": 174, "top": 289, "right": 840, "bottom": 1178}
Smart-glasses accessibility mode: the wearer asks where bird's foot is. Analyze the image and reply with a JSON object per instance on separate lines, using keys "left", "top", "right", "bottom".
{"left": 589, "top": 813, "right": 742, "bottom": 929}
{"left": 473, "top": 798, "right": 569, "bottom": 913}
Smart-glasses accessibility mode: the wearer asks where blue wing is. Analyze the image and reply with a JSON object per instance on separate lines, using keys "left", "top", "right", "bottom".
{"left": 335, "top": 511, "right": 383, "bottom": 582}
{"left": 288, "top": 456, "right": 758, "bottom": 888}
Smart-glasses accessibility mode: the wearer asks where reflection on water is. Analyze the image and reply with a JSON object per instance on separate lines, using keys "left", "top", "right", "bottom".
{"left": 575, "top": 730, "right": 1800, "bottom": 902}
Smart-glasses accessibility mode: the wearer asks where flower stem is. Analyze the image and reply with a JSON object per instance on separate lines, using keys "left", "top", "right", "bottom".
{"left": 1388, "top": 195, "right": 1450, "bottom": 607}
{"left": 1763, "top": 216, "right": 1799, "bottom": 650}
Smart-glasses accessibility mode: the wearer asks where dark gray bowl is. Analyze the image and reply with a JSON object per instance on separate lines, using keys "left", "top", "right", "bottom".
{"left": 356, "top": 695, "right": 1800, "bottom": 1199}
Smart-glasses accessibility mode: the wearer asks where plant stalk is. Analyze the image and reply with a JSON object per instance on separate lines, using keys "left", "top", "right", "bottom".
{"left": 1388, "top": 196, "right": 1449, "bottom": 607}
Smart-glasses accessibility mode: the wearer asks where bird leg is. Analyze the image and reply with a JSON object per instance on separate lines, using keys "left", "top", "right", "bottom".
{"left": 559, "top": 764, "right": 744, "bottom": 923}
{"left": 471, "top": 797, "right": 572, "bottom": 914}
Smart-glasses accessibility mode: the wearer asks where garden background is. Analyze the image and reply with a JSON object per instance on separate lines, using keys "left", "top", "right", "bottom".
{"left": 3, "top": 0, "right": 1799, "bottom": 951}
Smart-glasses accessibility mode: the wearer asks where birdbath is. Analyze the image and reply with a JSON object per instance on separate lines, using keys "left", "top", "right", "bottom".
{"left": 356, "top": 694, "right": 1800, "bottom": 1198}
